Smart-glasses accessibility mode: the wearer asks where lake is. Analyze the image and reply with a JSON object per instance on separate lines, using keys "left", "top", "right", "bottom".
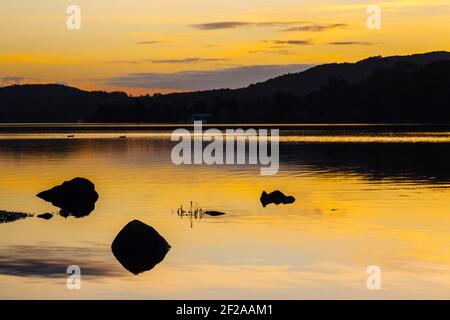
{"left": 0, "top": 125, "right": 449, "bottom": 299}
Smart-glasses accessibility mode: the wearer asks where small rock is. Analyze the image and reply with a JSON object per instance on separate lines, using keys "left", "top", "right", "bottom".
{"left": 260, "top": 190, "right": 295, "bottom": 207}
{"left": 37, "top": 213, "right": 53, "bottom": 220}
{"left": 204, "top": 211, "right": 226, "bottom": 216}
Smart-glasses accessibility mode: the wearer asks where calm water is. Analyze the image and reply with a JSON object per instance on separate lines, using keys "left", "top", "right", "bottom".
{"left": 0, "top": 126, "right": 450, "bottom": 299}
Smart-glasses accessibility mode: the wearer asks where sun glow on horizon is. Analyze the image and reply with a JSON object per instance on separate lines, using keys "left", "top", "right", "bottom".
{"left": 1, "top": 0, "right": 450, "bottom": 95}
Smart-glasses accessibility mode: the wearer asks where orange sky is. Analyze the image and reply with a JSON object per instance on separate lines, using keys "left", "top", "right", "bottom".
{"left": 1, "top": 0, "right": 450, "bottom": 95}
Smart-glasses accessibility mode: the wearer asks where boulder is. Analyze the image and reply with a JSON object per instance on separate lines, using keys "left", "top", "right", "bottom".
{"left": 36, "top": 177, "right": 99, "bottom": 218}
{"left": 260, "top": 190, "right": 295, "bottom": 207}
{"left": 111, "top": 220, "right": 171, "bottom": 275}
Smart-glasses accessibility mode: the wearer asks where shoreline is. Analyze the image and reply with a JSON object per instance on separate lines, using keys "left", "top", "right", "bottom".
{"left": 1, "top": 123, "right": 450, "bottom": 133}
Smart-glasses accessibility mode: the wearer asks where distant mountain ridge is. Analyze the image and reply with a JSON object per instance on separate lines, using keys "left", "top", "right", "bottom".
{"left": 1, "top": 51, "right": 450, "bottom": 123}
{"left": 239, "top": 51, "right": 450, "bottom": 98}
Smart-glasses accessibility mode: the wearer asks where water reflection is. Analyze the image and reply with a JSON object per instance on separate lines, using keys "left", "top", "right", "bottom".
{"left": 0, "top": 244, "right": 122, "bottom": 279}
{"left": 0, "top": 129, "right": 449, "bottom": 299}
{"left": 280, "top": 142, "right": 450, "bottom": 183}
{"left": 1, "top": 135, "right": 450, "bottom": 184}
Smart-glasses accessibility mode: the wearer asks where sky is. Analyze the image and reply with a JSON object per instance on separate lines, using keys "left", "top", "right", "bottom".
{"left": 1, "top": 0, "right": 450, "bottom": 95}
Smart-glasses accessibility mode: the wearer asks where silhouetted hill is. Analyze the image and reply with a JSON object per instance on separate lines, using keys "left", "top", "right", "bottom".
{"left": 239, "top": 51, "right": 450, "bottom": 98}
{"left": 1, "top": 51, "right": 450, "bottom": 123}
{"left": 123, "top": 51, "right": 450, "bottom": 123}
{"left": 0, "top": 84, "right": 128, "bottom": 122}
{"left": 151, "top": 51, "right": 450, "bottom": 102}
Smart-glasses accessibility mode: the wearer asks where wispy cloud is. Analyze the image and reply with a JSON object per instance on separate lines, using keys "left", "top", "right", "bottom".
{"left": 109, "top": 60, "right": 143, "bottom": 64}
{"left": 274, "top": 40, "right": 314, "bottom": 45}
{"left": 190, "top": 21, "right": 308, "bottom": 30}
{"left": 110, "top": 57, "right": 228, "bottom": 64}
{"left": 283, "top": 23, "right": 348, "bottom": 32}
{"left": 190, "top": 21, "right": 349, "bottom": 33}
{"left": 190, "top": 21, "right": 251, "bottom": 30}
{"left": 248, "top": 49, "right": 293, "bottom": 55}
{"left": 328, "top": 41, "right": 374, "bottom": 46}
{"left": 147, "top": 57, "right": 228, "bottom": 64}
{"left": 1, "top": 76, "right": 25, "bottom": 84}
{"left": 136, "top": 40, "right": 163, "bottom": 45}
{"left": 105, "top": 64, "right": 313, "bottom": 91}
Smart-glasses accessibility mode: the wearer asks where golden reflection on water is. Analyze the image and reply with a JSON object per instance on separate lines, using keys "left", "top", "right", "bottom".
{"left": 0, "top": 132, "right": 449, "bottom": 299}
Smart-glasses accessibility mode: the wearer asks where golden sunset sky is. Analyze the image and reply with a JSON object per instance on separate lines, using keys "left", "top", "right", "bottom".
{"left": 1, "top": 0, "right": 449, "bottom": 95}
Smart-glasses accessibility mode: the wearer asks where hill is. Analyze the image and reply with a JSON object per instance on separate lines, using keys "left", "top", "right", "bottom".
{"left": 0, "top": 84, "right": 128, "bottom": 122}
{"left": 1, "top": 51, "right": 450, "bottom": 123}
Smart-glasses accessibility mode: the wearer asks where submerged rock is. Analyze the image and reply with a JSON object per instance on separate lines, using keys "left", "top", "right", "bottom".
{"left": 0, "top": 210, "right": 33, "bottom": 224}
{"left": 260, "top": 190, "right": 295, "bottom": 207}
{"left": 204, "top": 211, "right": 226, "bottom": 216}
{"left": 111, "top": 220, "right": 171, "bottom": 275}
{"left": 36, "top": 177, "right": 99, "bottom": 218}
{"left": 37, "top": 213, "right": 53, "bottom": 220}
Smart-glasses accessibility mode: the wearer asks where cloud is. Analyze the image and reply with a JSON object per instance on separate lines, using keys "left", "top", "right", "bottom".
{"left": 146, "top": 57, "right": 228, "bottom": 64}
{"left": 105, "top": 64, "right": 313, "bottom": 91}
{"left": 274, "top": 40, "right": 313, "bottom": 45}
{"left": 109, "top": 60, "right": 143, "bottom": 64}
{"left": 328, "top": 41, "right": 374, "bottom": 46}
{"left": 283, "top": 23, "right": 348, "bottom": 32}
{"left": 1, "top": 76, "right": 25, "bottom": 84}
{"left": 136, "top": 40, "right": 163, "bottom": 45}
{"left": 191, "top": 21, "right": 252, "bottom": 30}
{"left": 190, "top": 21, "right": 349, "bottom": 32}
{"left": 110, "top": 57, "right": 228, "bottom": 64}
{"left": 248, "top": 49, "right": 293, "bottom": 55}
{"left": 189, "top": 21, "right": 308, "bottom": 30}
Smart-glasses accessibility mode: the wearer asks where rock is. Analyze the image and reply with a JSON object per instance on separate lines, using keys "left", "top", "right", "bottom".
{"left": 204, "top": 211, "right": 226, "bottom": 216}
{"left": 37, "top": 213, "right": 53, "bottom": 220}
{"left": 111, "top": 220, "right": 171, "bottom": 275}
{"left": 0, "top": 210, "right": 33, "bottom": 224}
{"left": 260, "top": 190, "right": 295, "bottom": 207}
{"left": 36, "top": 177, "right": 99, "bottom": 218}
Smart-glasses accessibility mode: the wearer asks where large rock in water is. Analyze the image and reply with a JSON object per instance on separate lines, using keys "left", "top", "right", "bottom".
{"left": 36, "top": 177, "right": 99, "bottom": 218}
{"left": 260, "top": 190, "right": 295, "bottom": 207}
{"left": 111, "top": 220, "right": 171, "bottom": 275}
